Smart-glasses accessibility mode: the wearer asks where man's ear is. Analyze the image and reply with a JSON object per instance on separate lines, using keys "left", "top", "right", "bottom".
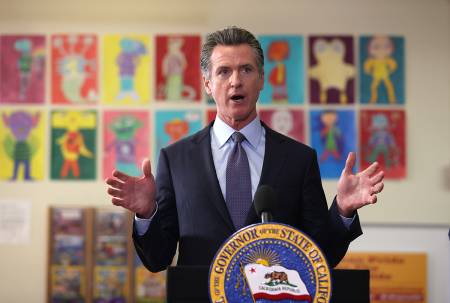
{"left": 203, "top": 75, "right": 212, "bottom": 95}
{"left": 259, "top": 70, "right": 265, "bottom": 91}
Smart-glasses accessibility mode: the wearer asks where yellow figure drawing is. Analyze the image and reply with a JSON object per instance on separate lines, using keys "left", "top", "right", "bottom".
{"left": 309, "top": 39, "right": 355, "bottom": 104}
{"left": 53, "top": 111, "right": 95, "bottom": 178}
{"left": 364, "top": 36, "right": 397, "bottom": 104}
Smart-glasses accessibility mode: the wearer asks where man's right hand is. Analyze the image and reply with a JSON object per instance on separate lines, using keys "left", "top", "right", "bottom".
{"left": 106, "top": 159, "right": 157, "bottom": 219}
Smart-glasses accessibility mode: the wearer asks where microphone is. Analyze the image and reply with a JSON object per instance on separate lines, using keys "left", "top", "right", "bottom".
{"left": 254, "top": 185, "right": 277, "bottom": 223}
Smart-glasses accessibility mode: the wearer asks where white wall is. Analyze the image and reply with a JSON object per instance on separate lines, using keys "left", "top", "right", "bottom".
{"left": 0, "top": 0, "right": 449, "bottom": 302}
{"left": 348, "top": 224, "right": 450, "bottom": 303}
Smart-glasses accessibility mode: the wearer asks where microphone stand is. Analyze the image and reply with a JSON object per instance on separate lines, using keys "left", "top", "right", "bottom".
{"left": 261, "top": 212, "right": 273, "bottom": 223}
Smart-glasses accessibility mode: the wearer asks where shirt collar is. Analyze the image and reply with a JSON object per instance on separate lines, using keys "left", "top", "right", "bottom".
{"left": 212, "top": 115, "right": 262, "bottom": 150}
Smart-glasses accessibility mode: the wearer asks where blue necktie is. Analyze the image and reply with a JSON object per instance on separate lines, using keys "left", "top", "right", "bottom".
{"left": 226, "top": 132, "right": 252, "bottom": 231}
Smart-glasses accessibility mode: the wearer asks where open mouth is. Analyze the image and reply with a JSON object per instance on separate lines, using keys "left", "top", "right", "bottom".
{"left": 231, "top": 95, "right": 245, "bottom": 101}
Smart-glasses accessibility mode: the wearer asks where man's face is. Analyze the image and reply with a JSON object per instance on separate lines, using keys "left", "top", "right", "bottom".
{"left": 203, "top": 44, "right": 264, "bottom": 129}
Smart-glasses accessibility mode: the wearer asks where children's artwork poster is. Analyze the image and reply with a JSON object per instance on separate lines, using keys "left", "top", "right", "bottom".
{"left": 259, "top": 109, "right": 305, "bottom": 143}
{"left": 310, "top": 109, "right": 356, "bottom": 178}
{"left": 96, "top": 240, "right": 127, "bottom": 266}
{"left": 50, "top": 110, "right": 97, "bottom": 180}
{"left": 336, "top": 252, "right": 427, "bottom": 303}
{"left": 103, "top": 34, "right": 150, "bottom": 105}
{"left": 52, "top": 208, "right": 85, "bottom": 266}
{"left": 52, "top": 208, "right": 84, "bottom": 236}
{"left": 206, "top": 89, "right": 215, "bottom": 104}
{"left": 135, "top": 265, "right": 166, "bottom": 303}
{"left": 258, "top": 35, "right": 304, "bottom": 104}
{"left": 95, "top": 209, "right": 128, "bottom": 266}
{"left": 51, "top": 34, "right": 98, "bottom": 105}
{"left": 204, "top": 35, "right": 215, "bottom": 105}
{"left": 53, "top": 235, "right": 85, "bottom": 266}
{"left": 360, "top": 109, "right": 406, "bottom": 178}
{"left": 0, "top": 35, "right": 46, "bottom": 104}
{"left": 0, "top": 109, "right": 45, "bottom": 181}
{"left": 93, "top": 266, "right": 128, "bottom": 303}
{"left": 51, "top": 265, "right": 85, "bottom": 302}
{"left": 103, "top": 111, "right": 149, "bottom": 179}
{"left": 155, "top": 110, "right": 202, "bottom": 162}
{"left": 207, "top": 109, "right": 217, "bottom": 125}
{"left": 96, "top": 209, "right": 127, "bottom": 238}
{"left": 309, "top": 36, "right": 355, "bottom": 105}
{"left": 155, "top": 35, "right": 201, "bottom": 102}
{"left": 360, "top": 36, "right": 405, "bottom": 105}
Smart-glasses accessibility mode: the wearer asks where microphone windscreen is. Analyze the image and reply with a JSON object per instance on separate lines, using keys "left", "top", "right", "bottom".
{"left": 254, "top": 185, "right": 277, "bottom": 216}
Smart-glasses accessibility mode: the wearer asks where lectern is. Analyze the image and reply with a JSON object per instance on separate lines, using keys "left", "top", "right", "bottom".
{"left": 166, "top": 266, "right": 369, "bottom": 303}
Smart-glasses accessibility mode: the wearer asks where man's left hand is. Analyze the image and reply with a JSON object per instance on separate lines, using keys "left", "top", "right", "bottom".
{"left": 336, "top": 152, "right": 385, "bottom": 218}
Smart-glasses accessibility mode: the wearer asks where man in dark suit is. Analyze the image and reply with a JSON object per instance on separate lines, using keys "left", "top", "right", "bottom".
{"left": 106, "top": 26, "right": 385, "bottom": 272}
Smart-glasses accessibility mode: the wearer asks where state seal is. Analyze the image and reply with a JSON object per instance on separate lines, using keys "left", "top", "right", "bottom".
{"left": 209, "top": 223, "right": 332, "bottom": 303}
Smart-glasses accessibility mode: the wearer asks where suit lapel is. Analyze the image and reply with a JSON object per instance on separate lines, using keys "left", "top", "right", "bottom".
{"left": 245, "top": 122, "right": 289, "bottom": 226}
{"left": 188, "top": 121, "right": 236, "bottom": 232}
{"left": 258, "top": 122, "right": 289, "bottom": 187}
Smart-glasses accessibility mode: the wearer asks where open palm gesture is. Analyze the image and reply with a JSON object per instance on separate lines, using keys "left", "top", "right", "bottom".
{"left": 106, "top": 159, "right": 157, "bottom": 219}
{"left": 336, "top": 152, "right": 385, "bottom": 217}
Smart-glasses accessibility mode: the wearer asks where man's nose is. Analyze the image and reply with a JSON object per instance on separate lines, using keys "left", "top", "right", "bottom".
{"left": 230, "top": 71, "right": 243, "bottom": 88}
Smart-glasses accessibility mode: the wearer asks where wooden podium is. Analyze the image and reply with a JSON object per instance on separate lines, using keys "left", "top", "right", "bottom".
{"left": 166, "top": 266, "right": 369, "bottom": 303}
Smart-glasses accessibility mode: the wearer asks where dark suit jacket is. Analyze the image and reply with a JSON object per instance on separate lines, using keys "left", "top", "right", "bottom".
{"left": 133, "top": 120, "right": 362, "bottom": 272}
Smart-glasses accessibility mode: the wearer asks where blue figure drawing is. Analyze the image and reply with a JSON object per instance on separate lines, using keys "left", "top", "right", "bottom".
{"left": 310, "top": 109, "right": 355, "bottom": 179}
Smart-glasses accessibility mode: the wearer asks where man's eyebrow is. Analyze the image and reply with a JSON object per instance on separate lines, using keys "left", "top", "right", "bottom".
{"left": 214, "top": 64, "right": 229, "bottom": 71}
{"left": 240, "top": 63, "right": 254, "bottom": 69}
{"left": 214, "top": 62, "right": 255, "bottom": 72}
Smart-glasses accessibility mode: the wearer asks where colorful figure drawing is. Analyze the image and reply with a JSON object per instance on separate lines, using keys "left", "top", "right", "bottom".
{"left": 319, "top": 110, "right": 343, "bottom": 162}
{"left": 14, "top": 39, "right": 33, "bottom": 100}
{"left": 363, "top": 113, "right": 400, "bottom": 171}
{"left": 364, "top": 36, "right": 397, "bottom": 104}
{"left": 115, "top": 38, "right": 147, "bottom": 102}
{"left": 267, "top": 41, "right": 289, "bottom": 103}
{"left": 161, "top": 36, "right": 196, "bottom": 100}
{"left": 164, "top": 118, "right": 189, "bottom": 145}
{"left": 271, "top": 110, "right": 293, "bottom": 138}
{"left": 1, "top": 36, "right": 46, "bottom": 104}
{"left": 55, "top": 113, "right": 94, "bottom": 178}
{"left": 53, "top": 35, "right": 97, "bottom": 103}
{"left": 309, "top": 38, "right": 355, "bottom": 104}
{"left": 2, "top": 111, "right": 40, "bottom": 180}
{"left": 259, "top": 109, "right": 304, "bottom": 143}
{"left": 105, "top": 114, "right": 144, "bottom": 177}
{"left": 11, "top": 39, "right": 46, "bottom": 101}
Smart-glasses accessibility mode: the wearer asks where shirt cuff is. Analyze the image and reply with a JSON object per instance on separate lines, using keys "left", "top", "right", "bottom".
{"left": 340, "top": 213, "right": 355, "bottom": 230}
{"left": 134, "top": 204, "right": 158, "bottom": 235}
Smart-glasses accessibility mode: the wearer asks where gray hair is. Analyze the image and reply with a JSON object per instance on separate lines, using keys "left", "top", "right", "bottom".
{"left": 201, "top": 26, "right": 264, "bottom": 80}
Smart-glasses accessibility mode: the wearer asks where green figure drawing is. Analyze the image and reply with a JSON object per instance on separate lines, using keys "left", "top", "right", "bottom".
{"left": 14, "top": 39, "right": 33, "bottom": 100}
{"left": 105, "top": 114, "right": 144, "bottom": 176}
